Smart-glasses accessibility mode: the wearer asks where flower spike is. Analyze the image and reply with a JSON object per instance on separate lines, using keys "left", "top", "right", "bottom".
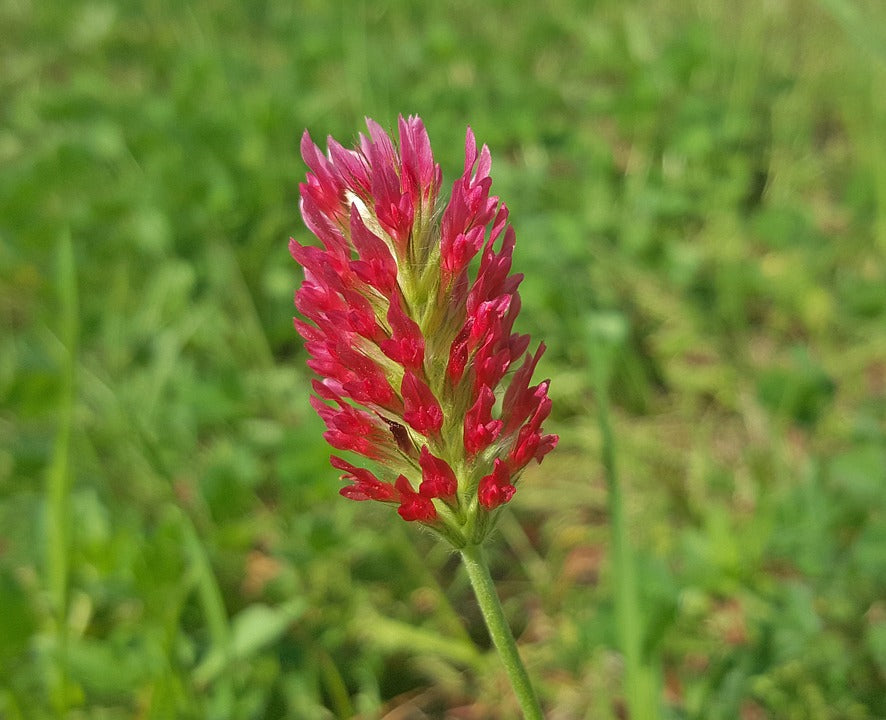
{"left": 292, "top": 115, "right": 557, "bottom": 539}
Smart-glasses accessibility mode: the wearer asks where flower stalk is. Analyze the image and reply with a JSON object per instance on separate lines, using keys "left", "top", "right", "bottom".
{"left": 460, "top": 543, "right": 544, "bottom": 720}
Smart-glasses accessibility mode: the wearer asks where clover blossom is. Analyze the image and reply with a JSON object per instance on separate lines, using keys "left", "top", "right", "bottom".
{"left": 292, "top": 115, "right": 557, "bottom": 546}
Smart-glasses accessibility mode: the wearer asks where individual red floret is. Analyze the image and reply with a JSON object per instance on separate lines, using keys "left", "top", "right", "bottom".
{"left": 477, "top": 458, "right": 516, "bottom": 510}
{"left": 418, "top": 446, "right": 458, "bottom": 499}
{"left": 395, "top": 475, "right": 437, "bottom": 521}
{"left": 464, "top": 385, "right": 503, "bottom": 457}
{"left": 332, "top": 456, "right": 398, "bottom": 502}
{"left": 401, "top": 370, "right": 444, "bottom": 436}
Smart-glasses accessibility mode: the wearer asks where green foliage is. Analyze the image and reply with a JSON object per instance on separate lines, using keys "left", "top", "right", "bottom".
{"left": 1, "top": 0, "right": 884, "bottom": 717}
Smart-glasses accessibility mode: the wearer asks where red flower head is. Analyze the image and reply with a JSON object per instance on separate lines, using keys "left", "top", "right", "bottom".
{"left": 292, "top": 115, "right": 557, "bottom": 546}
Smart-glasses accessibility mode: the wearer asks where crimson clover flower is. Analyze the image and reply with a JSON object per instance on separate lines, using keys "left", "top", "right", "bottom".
{"left": 291, "top": 115, "right": 557, "bottom": 546}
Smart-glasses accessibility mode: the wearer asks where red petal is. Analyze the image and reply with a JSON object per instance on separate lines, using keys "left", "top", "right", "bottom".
{"left": 447, "top": 322, "right": 471, "bottom": 384}
{"left": 349, "top": 208, "right": 398, "bottom": 295}
{"left": 381, "top": 294, "right": 425, "bottom": 370}
{"left": 401, "top": 371, "right": 444, "bottom": 436}
{"left": 464, "top": 385, "right": 503, "bottom": 456}
{"left": 395, "top": 474, "right": 437, "bottom": 521}
{"left": 477, "top": 458, "right": 516, "bottom": 510}
{"left": 418, "top": 446, "right": 458, "bottom": 498}
{"left": 331, "top": 456, "right": 398, "bottom": 502}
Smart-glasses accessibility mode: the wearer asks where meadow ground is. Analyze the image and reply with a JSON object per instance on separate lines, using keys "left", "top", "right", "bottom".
{"left": 1, "top": 1, "right": 885, "bottom": 717}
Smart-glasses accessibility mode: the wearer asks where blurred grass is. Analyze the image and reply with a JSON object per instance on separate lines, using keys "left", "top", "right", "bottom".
{"left": 1, "top": 0, "right": 885, "bottom": 717}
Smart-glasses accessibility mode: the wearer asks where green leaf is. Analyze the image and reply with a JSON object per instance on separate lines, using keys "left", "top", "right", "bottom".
{"left": 193, "top": 600, "right": 307, "bottom": 687}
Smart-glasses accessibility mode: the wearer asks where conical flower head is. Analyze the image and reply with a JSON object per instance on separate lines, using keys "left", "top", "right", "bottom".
{"left": 292, "top": 115, "right": 557, "bottom": 547}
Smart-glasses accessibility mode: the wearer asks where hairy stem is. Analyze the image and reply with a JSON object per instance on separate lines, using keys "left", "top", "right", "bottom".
{"left": 460, "top": 543, "right": 543, "bottom": 720}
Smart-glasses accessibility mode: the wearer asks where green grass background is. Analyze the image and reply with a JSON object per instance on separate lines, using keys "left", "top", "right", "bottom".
{"left": 2, "top": 0, "right": 885, "bottom": 717}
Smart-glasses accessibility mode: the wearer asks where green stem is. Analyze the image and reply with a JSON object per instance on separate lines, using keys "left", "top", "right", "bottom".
{"left": 591, "top": 343, "right": 659, "bottom": 720}
{"left": 459, "top": 543, "right": 543, "bottom": 720}
{"left": 46, "top": 233, "right": 78, "bottom": 716}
